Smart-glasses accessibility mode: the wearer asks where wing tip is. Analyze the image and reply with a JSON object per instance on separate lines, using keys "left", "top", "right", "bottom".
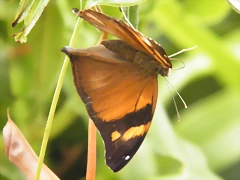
{"left": 106, "top": 159, "right": 124, "bottom": 172}
{"left": 61, "top": 46, "right": 72, "bottom": 57}
{"left": 73, "top": 8, "right": 96, "bottom": 18}
{"left": 72, "top": 8, "right": 79, "bottom": 15}
{"left": 106, "top": 153, "right": 133, "bottom": 172}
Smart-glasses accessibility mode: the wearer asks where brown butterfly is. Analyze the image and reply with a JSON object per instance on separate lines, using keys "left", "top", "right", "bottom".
{"left": 61, "top": 9, "right": 172, "bottom": 172}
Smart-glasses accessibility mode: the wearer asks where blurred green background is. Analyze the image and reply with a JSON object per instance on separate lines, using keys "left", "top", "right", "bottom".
{"left": 0, "top": 0, "right": 240, "bottom": 179}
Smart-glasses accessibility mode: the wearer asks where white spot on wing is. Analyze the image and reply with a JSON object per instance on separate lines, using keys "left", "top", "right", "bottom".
{"left": 124, "top": 155, "right": 130, "bottom": 161}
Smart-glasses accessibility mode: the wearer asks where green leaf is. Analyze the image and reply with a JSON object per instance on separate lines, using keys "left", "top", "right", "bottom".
{"left": 175, "top": 90, "right": 240, "bottom": 171}
{"left": 183, "top": 0, "right": 230, "bottom": 24}
{"left": 12, "top": 0, "right": 50, "bottom": 43}
{"left": 12, "top": 0, "right": 32, "bottom": 27}
{"left": 148, "top": 105, "right": 221, "bottom": 180}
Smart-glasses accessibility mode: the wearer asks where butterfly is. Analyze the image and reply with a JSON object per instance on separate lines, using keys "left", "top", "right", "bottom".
{"left": 61, "top": 8, "right": 172, "bottom": 172}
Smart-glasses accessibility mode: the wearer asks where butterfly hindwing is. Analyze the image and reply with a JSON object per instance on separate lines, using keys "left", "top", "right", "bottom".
{"left": 62, "top": 45, "right": 158, "bottom": 172}
{"left": 102, "top": 76, "right": 158, "bottom": 172}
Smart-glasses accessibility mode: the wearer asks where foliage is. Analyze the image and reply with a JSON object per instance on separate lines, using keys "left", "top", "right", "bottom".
{"left": 0, "top": 0, "right": 240, "bottom": 179}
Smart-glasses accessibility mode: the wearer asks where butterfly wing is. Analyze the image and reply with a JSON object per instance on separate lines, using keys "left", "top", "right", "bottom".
{"left": 75, "top": 9, "right": 172, "bottom": 69}
{"left": 62, "top": 45, "right": 158, "bottom": 172}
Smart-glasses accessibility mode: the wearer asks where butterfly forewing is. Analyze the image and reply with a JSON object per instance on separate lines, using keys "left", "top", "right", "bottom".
{"left": 75, "top": 9, "right": 172, "bottom": 69}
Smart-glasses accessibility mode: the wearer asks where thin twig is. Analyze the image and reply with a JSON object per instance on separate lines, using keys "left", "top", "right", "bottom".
{"left": 86, "top": 119, "right": 96, "bottom": 180}
{"left": 86, "top": 31, "right": 108, "bottom": 180}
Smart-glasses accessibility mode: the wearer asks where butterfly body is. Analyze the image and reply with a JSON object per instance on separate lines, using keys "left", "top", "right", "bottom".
{"left": 102, "top": 40, "right": 170, "bottom": 76}
{"left": 61, "top": 9, "right": 172, "bottom": 172}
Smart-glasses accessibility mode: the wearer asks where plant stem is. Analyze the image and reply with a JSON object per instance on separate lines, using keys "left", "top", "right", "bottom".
{"left": 128, "top": 5, "right": 139, "bottom": 29}
{"left": 86, "top": 119, "right": 96, "bottom": 180}
{"left": 123, "top": 5, "right": 139, "bottom": 29}
{"left": 34, "top": 17, "right": 82, "bottom": 180}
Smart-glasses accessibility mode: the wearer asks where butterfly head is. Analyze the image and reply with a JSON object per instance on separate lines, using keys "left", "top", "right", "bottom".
{"left": 150, "top": 48, "right": 172, "bottom": 77}
{"left": 156, "top": 65, "right": 171, "bottom": 77}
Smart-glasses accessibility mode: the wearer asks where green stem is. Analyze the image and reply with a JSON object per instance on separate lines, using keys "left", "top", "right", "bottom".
{"left": 122, "top": 5, "right": 139, "bottom": 29}
{"left": 34, "top": 17, "right": 82, "bottom": 180}
{"left": 128, "top": 5, "right": 139, "bottom": 29}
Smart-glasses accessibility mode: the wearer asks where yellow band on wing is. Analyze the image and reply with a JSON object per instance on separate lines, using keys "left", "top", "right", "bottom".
{"left": 121, "top": 122, "right": 151, "bottom": 141}
{"left": 111, "top": 131, "right": 121, "bottom": 141}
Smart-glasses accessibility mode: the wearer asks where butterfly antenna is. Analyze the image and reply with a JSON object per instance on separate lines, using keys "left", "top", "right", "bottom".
{"left": 120, "top": 5, "right": 136, "bottom": 30}
{"left": 170, "top": 58, "right": 185, "bottom": 70}
{"left": 164, "top": 78, "right": 188, "bottom": 122}
{"left": 169, "top": 46, "right": 198, "bottom": 58}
